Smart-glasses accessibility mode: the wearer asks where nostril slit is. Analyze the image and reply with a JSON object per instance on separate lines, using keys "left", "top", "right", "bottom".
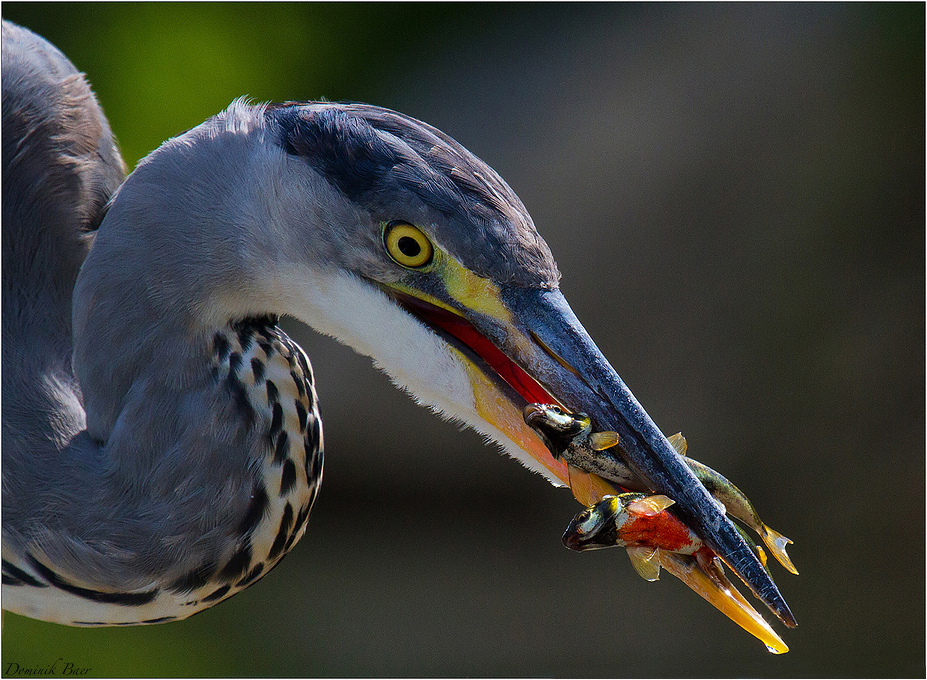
{"left": 530, "top": 330, "right": 580, "bottom": 377}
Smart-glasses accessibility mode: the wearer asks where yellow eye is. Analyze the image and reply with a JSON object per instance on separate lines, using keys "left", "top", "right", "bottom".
{"left": 384, "top": 222, "right": 434, "bottom": 269}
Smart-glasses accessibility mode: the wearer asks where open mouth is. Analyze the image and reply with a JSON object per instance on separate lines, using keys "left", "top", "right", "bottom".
{"left": 389, "top": 291, "right": 556, "bottom": 407}
{"left": 383, "top": 284, "right": 796, "bottom": 639}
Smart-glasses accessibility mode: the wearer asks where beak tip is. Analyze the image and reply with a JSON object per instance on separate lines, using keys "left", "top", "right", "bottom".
{"left": 660, "top": 551, "right": 792, "bottom": 654}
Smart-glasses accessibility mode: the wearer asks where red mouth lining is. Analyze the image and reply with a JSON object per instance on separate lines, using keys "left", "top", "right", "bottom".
{"left": 394, "top": 294, "right": 554, "bottom": 406}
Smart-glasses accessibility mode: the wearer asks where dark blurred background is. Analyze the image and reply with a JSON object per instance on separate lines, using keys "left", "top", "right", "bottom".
{"left": 2, "top": 3, "right": 923, "bottom": 677}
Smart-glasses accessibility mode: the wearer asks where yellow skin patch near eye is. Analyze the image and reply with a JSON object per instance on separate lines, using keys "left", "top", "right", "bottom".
{"left": 440, "top": 257, "right": 512, "bottom": 324}
{"left": 388, "top": 242, "right": 517, "bottom": 329}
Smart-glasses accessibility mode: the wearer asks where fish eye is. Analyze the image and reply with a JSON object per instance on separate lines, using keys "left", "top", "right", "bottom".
{"left": 384, "top": 222, "right": 434, "bottom": 269}
{"left": 547, "top": 404, "right": 566, "bottom": 416}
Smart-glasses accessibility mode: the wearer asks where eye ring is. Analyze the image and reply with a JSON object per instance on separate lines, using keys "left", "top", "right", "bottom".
{"left": 384, "top": 222, "right": 434, "bottom": 269}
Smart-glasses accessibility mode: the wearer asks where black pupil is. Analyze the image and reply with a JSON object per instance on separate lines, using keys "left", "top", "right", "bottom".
{"left": 397, "top": 236, "right": 421, "bottom": 258}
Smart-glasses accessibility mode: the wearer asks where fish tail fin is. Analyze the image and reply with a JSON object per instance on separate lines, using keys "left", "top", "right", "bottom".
{"left": 567, "top": 465, "right": 618, "bottom": 506}
{"left": 761, "top": 525, "right": 798, "bottom": 575}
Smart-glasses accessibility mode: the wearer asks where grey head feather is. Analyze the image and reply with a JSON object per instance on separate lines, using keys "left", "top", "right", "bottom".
{"left": 266, "top": 102, "right": 560, "bottom": 288}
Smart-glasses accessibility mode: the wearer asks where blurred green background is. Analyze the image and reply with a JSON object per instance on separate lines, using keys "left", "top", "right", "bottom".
{"left": 2, "top": 2, "right": 923, "bottom": 677}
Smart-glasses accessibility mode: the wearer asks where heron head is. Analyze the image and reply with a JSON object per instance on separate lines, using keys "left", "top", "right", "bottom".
{"left": 251, "top": 101, "right": 794, "bottom": 628}
{"left": 261, "top": 102, "right": 622, "bottom": 485}
{"left": 118, "top": 100, "right": 790, "bottom": 629}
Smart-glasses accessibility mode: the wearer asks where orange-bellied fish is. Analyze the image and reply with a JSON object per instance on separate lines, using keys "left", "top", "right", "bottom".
{"left": 523, "top": 403, "right": 797, "bottom": 653}
{"left": 561, "top": 491, "right": 790, "bottom": 654}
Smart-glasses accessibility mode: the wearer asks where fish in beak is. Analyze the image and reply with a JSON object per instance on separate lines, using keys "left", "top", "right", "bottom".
{"left": 495, "top": 287, "right": 795, "bottom": 629}
{"left": 382, "top": 258, "right": 796, "bottom": 631}
{"left": 560, "top": 491, "right": 790, "bottom": 654}
{"left": 521, "top": 403, "right": 797, "bottom": 651}
{"left": 522, "top": 403, "right": 798, "bottom": 576}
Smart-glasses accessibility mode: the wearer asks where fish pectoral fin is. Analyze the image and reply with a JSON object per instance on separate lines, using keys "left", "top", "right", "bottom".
{"left": 626, "top": 494, "right": 676, "bottom": 517}
{"left": 567, "top": 465, "right": 619, "bottom": 506}
{"left": 588, "top": 431, "right": 619, "bottom": 450}
{"left": 761, "top": 525, "right": 799, "bottom": 575}
{"left": 667, "top": 432, "right": 687, "bottom": 456}
{"left": 626, "top": 546, "right": 662, "bottom": 581}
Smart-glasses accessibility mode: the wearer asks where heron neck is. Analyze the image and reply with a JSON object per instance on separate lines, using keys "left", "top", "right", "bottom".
{"left": 70, "top": 111, "right": 304, "bottom": 439}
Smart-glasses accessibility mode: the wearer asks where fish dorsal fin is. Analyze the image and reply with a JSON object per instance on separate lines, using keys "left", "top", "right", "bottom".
{"left": 668, "top": 432, "right": 687, "bottom": 456}
{"left": 589, "top": 431, "right": 619, "bottom": 451}
{"left": 626, "top": 546, "right": 661, "bottom": 581}
{"left": 626, "top": 494, "right": 675, "bottom": 517}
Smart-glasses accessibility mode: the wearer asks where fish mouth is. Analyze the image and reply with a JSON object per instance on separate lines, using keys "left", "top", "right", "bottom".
{"left": 387, "top": 284, "right": 796, "bottom": 631}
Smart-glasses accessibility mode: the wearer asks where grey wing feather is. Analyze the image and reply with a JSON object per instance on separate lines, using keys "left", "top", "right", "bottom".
{"left": 1, "top": 20, "right": 125, "bottom": 549}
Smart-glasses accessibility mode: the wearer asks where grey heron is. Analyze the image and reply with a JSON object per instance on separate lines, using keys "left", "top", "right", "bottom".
{"left": 1, "top": 20, "right": 794, "bottom": 637}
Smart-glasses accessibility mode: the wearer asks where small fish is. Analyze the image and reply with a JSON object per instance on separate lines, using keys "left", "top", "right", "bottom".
{"left": 522, "top": 403, "right": 797, "bottom": 574}
{"left": 562, "top": 492, "right": 769, "bottom": 580}
{"left": 562, "top": 492, "right": 791, "bottom": 654}
{"left": 670, "top": 434, "right": 797, "bottom": 574}
{"left": 522, "top": 403, "right": 635, "bottom": 486}
{"left": 562, "top": 492, "right": 699, "bottom": 579}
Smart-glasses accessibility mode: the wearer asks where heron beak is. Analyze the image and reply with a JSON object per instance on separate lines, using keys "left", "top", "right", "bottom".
{"left": 385, "top": 275, "right": 794, "bottom": 630}
{"left": 394, "top": 271, "right": 796, "bottom": 626}
{"left": 495, "top": 287, "right": 796, "bottom": 629}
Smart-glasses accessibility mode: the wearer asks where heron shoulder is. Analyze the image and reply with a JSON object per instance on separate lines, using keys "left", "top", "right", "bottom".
{"left": 1, "top": 20, "right": 125, "bottom": 239}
